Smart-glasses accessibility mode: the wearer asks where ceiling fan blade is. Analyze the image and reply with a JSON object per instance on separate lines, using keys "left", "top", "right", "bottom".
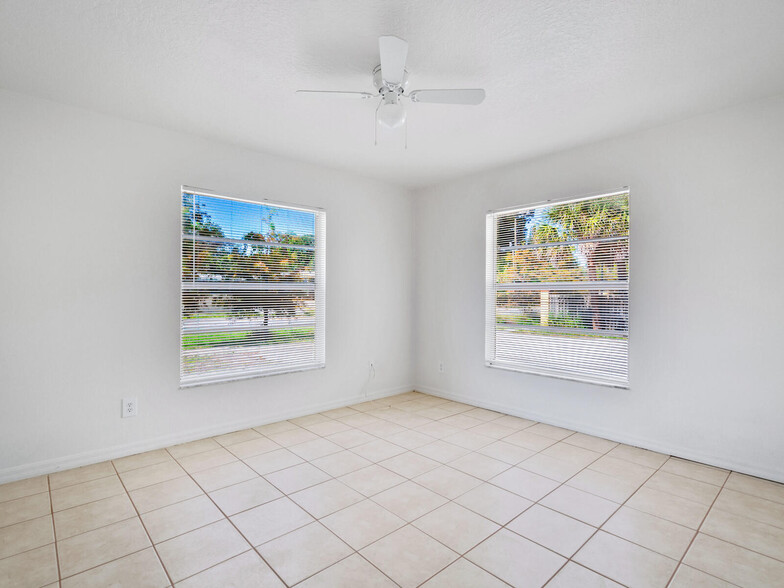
{"left": 409, "top": 89, "right": 486, "bottom": 105}
{"left": 379, "top": 36, "right": 408, "bottom": 85}
{"left": 296, "top": 90, "right": 375, "bottom": 99}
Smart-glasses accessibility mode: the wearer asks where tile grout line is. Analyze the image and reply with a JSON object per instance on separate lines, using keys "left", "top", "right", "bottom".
{"left": 571, "top": 458, "right": 775, "bottom": 582}
{"left": 7, "top": 392, "right": 782, "bottom": 587}
{"left": 401, "top": 411, "right": 758, "bottom": 560}
{"left": 50, "top": 450, "right": 406, "bottom": 583}
{"left": 48, "top": 472, "right": 117, "bottom": 492}
{"left": 337, "top": 476, "right": 470, "bottom": 584}
{"left": 109, "top": 460, "right": 177, "bottom": 588}
{"left": 40, "top": 414, "right": 733, "bottom": 534}
{"left": 0, "top": 397, "right": 532, "bottom": 584}
{"left": 48, "top": 491, "right": 129, "bottom": 515}
{"left": 691, "top": 523, "right": 784, "bottom": 566}
{"left": 262, "top": 456, "right": 459, "bottom": 586}
{"left": 248, "top": 455, "right": 411, "bottom": 586}
{"left": 103, "top": 396, "right": 784, "bottom": 583}
{"left": 0, "top": 514, "right": 58, "bottom": 563}
{"left": 48, "top": 487, "right": 127, "bottom": 513}
{"left": 46, "top": 475, "right": 63, "bottom": 587}
{"left": 195, "top": 456, "right": 402, "bottom": 588}
{"left": 35, "top": 448, "right": 743, "bottom": 583}
{"left": 237, "top": 399, "right": 497, "bottom": 585}
{"left": 363, "top": 425, "right": 600, "bottom": 586}
{"left": 289, "top": 550, "right": 401, "bottom": 588}
{"left": 162, "top": 446, "right": 292, "bottom": 587}
{"left": 9, "top": 401, "right": 742, "bottom": 584}
{"left": 408, "top": 430, "right": 598, "bottom": 586}
{"left": 540, "top": 438, "right": 670, "bottom": 587}
{"left": 438, "top": 428, "right": 645, "bottom": 583}
{"left": 315, "top": 399, "right": 662, "bottom": 587}
{"left": 114, "top": 407, "right": 611, "bottom": 534}
{"left": 450, "top": 430, "right": 633, "bottom": 588}
{"left": 103, "top": 440, "right": 413, "bottom": 559}
{"left": 49, "top": 486, "right": 162, "bottom": 585}
{"left": 563, "top": 474, "right": 716, "bottom": 532}
{"left": 12, "top": 419, "right": 522, "bottom": 500}
{"left": 663, "top": 471, "right": 733, "bottom": 587}
{"left": 42, "top": 434, "right": 777, "bottom": 508}
{"left": 56, "top": 546, "right": 153, "bottom": 585}
{"left": 669, "top": 564, "right": 742, "bottom": 588}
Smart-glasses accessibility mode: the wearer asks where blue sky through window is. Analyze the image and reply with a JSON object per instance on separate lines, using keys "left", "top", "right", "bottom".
{"left": 185, "top": 192, "right": 315, "bottom": 240}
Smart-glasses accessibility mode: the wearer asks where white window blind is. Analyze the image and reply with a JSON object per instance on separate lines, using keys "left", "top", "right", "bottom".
{"left": 181, "top": 187, "right": 325, "bottom": 387}
{"left": 486, "top": 190, "right": 629, "bottom": 387}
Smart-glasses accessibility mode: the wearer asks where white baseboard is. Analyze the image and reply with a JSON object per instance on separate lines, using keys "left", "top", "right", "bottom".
{"left": 416, "top": 385, "right": 784, "bottom": 484}
{"left": 0, "top": 385, "right": 412, "bottom": 485}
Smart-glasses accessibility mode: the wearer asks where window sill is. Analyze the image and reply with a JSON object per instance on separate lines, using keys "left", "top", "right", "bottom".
{"left": 485, "top": 361, "right": 629, "bottom": 389}
{"left": 180, "top": 362, "right": 326, "bottom": 389}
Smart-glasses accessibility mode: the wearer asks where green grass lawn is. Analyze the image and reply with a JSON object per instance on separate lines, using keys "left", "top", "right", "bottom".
{"left": 182, "top": 327, "right": 314, "bottom": 349}
{"left": 497, "top": 313, "right": 583, "bottom": 329}
{"left": 184, "top": 313, "right": 233, "bottom": 319}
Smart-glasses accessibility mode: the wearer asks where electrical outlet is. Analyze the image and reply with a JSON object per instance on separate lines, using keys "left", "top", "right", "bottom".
{"left": 438, "top": 361, "right": 445, "bottom": 373}
{"left": 122, "top": 398, "right": 138, "bottom": 418}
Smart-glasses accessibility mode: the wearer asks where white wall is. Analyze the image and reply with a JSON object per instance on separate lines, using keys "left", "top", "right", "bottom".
{"left": 0, "top": 90, "right": 414, "bottom": 482}
{"left": 2, "top": 88, "right": 783, "bottom": 485}
{"left": 413, "top": 95, "right": 784, "bottom": 483}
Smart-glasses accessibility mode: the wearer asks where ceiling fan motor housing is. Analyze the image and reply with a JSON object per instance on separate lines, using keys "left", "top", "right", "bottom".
{"left": 373, "top": 64, "right": 408, "bottom": 96}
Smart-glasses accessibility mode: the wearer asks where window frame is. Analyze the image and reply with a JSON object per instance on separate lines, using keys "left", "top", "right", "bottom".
{"left": 180, "top": 186, "right": 326, "bottom": 388}
{"left": 485, "top": 189, "right": 630, "bottom": 389}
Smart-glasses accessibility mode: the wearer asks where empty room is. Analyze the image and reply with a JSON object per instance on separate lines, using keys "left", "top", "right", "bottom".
{"left": 1, "top": 1, "right": 784, "bottom": 587}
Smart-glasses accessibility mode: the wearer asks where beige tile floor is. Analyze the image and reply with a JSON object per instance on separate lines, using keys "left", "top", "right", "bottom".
{"left": 1, "top": 391, "right": 784, "bottom": 587}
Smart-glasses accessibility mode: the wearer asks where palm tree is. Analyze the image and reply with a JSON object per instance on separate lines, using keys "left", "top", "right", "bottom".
{"left": 542, "top": 196, "right": 629, "bottom": 330}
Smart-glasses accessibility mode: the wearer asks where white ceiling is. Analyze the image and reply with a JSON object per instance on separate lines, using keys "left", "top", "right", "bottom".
{"left": 2, "top": 0, "right": 784, "bottom": 188}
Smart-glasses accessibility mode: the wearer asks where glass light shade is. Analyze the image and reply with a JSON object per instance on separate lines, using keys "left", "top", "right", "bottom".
{"left": 377, "top": 94, "right": 406, "bottom": 129}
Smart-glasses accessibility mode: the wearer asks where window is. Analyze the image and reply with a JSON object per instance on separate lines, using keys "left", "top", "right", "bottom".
{"left": 486, "top": 190, "right": 629, "bottom": 387}
{"left": 181, "top": 187, "right": 325, "bottom": 387}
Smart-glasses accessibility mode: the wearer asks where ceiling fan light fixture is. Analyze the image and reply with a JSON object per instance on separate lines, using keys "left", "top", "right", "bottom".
{"left": 377, "top": 92, "right": 406, "bottom": 129}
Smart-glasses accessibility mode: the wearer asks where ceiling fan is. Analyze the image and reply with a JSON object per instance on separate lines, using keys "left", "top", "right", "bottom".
{"left": 297, "top": 36, "right": 485, "bottom": 144}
